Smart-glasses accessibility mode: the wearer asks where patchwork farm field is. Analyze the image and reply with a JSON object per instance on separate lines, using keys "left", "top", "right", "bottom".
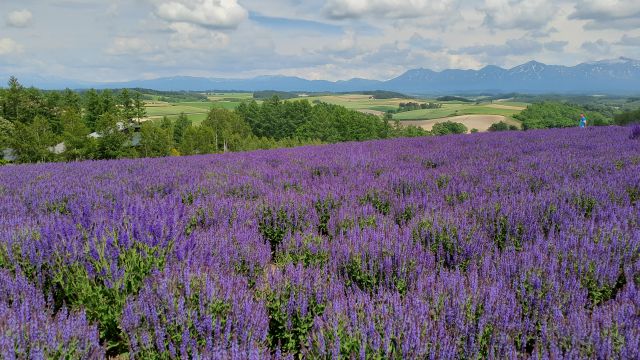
{"left": 392, "top": 102, "right": 525, "bottom": 120}
{"left": 402, "top": 115, "right": 522, "bottom": 132}
{"left": 143, "top": 93, "right": 526, "bottom": 129}
{"left": 3, "top": 127, "right": 638, "bottom": 358}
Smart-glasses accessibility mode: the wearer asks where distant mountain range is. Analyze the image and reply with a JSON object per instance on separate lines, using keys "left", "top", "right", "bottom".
{"left": 4, "top": 57, "right": 640, "bottom": 95}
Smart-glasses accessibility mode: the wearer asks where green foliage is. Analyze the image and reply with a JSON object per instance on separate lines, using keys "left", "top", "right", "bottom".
{"left": 315, "top": 197, "right": 337, "bottom": 237}
{"left": 266, "top": 284, "right": 325, "bottom": 355}
{"left": 50, "top": 239, "right": 172, "bottom": 354}
{"left": 10, "top": 115, "right": 58, "bottom": 163}
{"left": 572, "top": 194, "right": 598, "bottom": 217}
{"left": 0, "top": 116, "right": 15, "bottom": 148}
{"left": 344, "top": 256, "right": 379, "bottom": 291}
{"left": 431, "top": 121, "right": 468, "bottom": 135}
{"left": 178, "top": 125, "right": 216, "bottom": 155}
{"left": 173, "top": 112, "right": 192, "bottom": 144}
{"left": 274, "top": 235, "right": 329, "bottom": 268}
{"left": 94, "top": 113, "right": 131, "bottom": 160}
{"left": 61, "top": 110, "right": 95, "bottom": 161}
{"left": 201, "top": 107, "right": 252, "bottom": 152}
{"left": 514, "top": 102, "right": 613, "bottom": 130}
{"left": 412, "top": 219, "right": 466, "bottom": 270}
{"left": 138, "top": 122, "right": 172, "bottom": 158}
{"left": 0, "top": 232, "right": 173, "bottom": 355}
{"left": 237, "top": 97, "right": 393, "bottom": 143}
{"left": 83, "top": 89, "right": 102, "bottom": 131}
{"left": 436, "top": 96, "right": 472, "bottom": 103}
{"left": 259, "top": 207, "right": 297, "bottom": 255}
{"left": 580, "top": 262, "right": 626, "bottom": 307}
{"left": 359, "top": 191, "right": 390, "bottom": 215}
{"left": 614, "top": 108, "right": 640, "bottom": 125}
{"left": 488, "top": 121, "right": 518, "bottom": 132}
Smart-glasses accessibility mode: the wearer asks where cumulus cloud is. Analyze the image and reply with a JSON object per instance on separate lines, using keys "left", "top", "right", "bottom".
{"left": 479, "top": 0, "right": 558, "bottom": 30}
{"left": 0, "top": 38, "right": 23, "bottom": 55}
{"left": 408, "top": 33, "right": 444, "bottom": 51}
{"left": 323, "top": 0, "right": 458, "bottom": 20}
{"left": 617, "top": 34, "right": 640, "bottom": 46}
{"left": 106, "top": 37, "right": 156, "bottom": 55}
{"left": 570, "top": 0, "right": 640, "bottom": 29}
{"left": 581, "top": 39, "right": 611, "bottom": 54}
{"left": 6, "top": 9, "right": 33, "bottom": 28}
{"left": 153, "top": 0, "right": 247, "bottom": 29}
{"left": 544, "top": 40, "right": 568, "bottom": 52}
{"left": 167, "top": 22, "right": 229, "bottom": 49}
{"left": 456, "top": 38, "right": 543, "bottom": 57}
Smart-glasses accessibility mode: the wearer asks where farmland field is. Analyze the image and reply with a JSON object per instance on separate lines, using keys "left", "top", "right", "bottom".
{"left": 143, "top": 93, "right": 526, "bottom": 128}
{"left": 392, "top": 102, "right": 524, "bottom": 120}
{"left": 402, "top": 115, "right": 521, "bottom": 132}
{"left": 1, "top": 127, "right": 638, "bottom": 358}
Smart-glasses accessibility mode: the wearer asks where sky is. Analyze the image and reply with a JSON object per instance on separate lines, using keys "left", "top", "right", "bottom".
{"left": 0, "top": 0, "right": 639, "bottom": 82}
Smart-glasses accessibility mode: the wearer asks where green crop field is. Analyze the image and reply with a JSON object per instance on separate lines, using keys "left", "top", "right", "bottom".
{"left": 393, "top": 103, "right": 523, "bottom": 121}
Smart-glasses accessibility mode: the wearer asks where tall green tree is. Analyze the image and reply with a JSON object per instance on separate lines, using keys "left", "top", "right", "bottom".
{"left": 0, "top": 116, "right": 15, "bottom": 149}
{"left": 119, "top": 89, "right": 135, "bottom": 123}
{"left": 95, "top": 112, "right": 129, "bottom": 160}
{"left": 138, "top": 122, "right": 172, "bottom": 158}
{"left": 61, "top": 110, "right": 94, "bottom": 161}
{"left": 1, "top": 76, "right": 23, "bottom": 123}
{"left": 61, "top": 89, "right": 82, "bottom": 114}
{"left": 178, "top": 126, "right": 215, "bottom": 155}
{"left": 201, "top": 108, "right": 252, "bottom": 152}
{"left": 173, "top": 113, "right": 192, "bottom": 144}
{"left": 83, "top": 89, "right": 102, "bottom": 131}
{"left": 133, "top": 92, "right": 146, "bottom": 123}
{"left": 100, "top": 90, "right": 118, "bottom": 116}
{"left": 10, "top": 115, "right": 57, "bottom": 163}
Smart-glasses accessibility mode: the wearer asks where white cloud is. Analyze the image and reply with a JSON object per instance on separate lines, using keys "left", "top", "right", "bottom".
{"left": 0, "top": 38, "right": 23, "bottom": 55}
{"left": 6, "top": 9, "right": 33, "bottom": 28}
{"left": 153, "top": 0, "right": 247, "bottom": 29}
{"left": 456, "top": 38, "right": 543, "bottom": 57}
{"left": 581, "top": 39, "right": 611, "bottom": 54}
{"left": 167, "top": 22, "right": 229, "bottom": 50}
{"left": 106, "top": 37, "right": 155, "bottom": 55}
{"left": 570, "top": 0, "right": 640, "bottom": 29}
{"left": 617, "top": 34, "right": 640, "bottom": 46}
{"left": 324, "top": 0, "right": 458, "bottom": 20}
{"left": 479, "top": 0, "right": 558, "bottom": 30}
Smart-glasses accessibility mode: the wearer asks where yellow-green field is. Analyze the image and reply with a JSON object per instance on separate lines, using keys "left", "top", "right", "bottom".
{"left": 391, "top": 102, "right": 525, "bottom": 121}
{"left": 144, "top": 93, "right": 528, "bottom": 130}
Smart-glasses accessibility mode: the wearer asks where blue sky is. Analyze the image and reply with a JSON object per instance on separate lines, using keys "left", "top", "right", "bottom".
{"left": 1, "top": 0, "right": 639, "bottom": 82}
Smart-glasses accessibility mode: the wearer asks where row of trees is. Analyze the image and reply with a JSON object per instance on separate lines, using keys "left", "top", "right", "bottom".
{"left": 513, "top": 102, "right": 613, "bottom": 130}
{"left": 614, "top": 108, "right": 640, "bottom": 126}
{"left": 1, "top": 78, "right": 437, "bottom": 164}
{"left": 235, "top": 97, "right": 428, "bottom": 142}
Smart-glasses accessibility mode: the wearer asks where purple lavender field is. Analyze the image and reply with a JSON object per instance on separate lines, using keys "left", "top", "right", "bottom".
{"left": 1, "top": 127, "right": 639, "bottom": 359}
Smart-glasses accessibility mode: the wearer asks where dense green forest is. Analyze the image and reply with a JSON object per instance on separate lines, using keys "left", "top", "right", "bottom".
{"left": 514, "top": 102, "right": 613, "bottom": 130}
{"left": 0, "top": 77, "right": 431, "bottom": 164}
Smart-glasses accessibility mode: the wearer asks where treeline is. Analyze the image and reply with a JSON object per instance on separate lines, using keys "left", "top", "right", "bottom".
{"left": 388, "top": 102, "right": 442, "bottom": 114}
{"left": 614, "top": 108, "right": 640, "bottom": 126}
{"left": 514, "top": 102, "right": 613, "bottom": 130}
{"left": 0, "top": 78, "right": 430, "bottom": 164}
{"left": 236, "top": 97, "right": 427, "bottom": 143}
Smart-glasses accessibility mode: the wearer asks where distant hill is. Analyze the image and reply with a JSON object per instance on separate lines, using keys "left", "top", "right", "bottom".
{"left": 3, "top": 57, "right": 640, "bottom": 95}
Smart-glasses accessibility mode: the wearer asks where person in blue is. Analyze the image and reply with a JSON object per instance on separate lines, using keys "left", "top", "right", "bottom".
{"left": 579, "top": 113, "right": 587, "bottom": 128}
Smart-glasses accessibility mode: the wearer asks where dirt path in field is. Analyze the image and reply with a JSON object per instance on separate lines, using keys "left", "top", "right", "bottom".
{"left": 400, "top": 115, "right": 520, "bottom": 132}
{"left": 485, "top": 104, "right": 526, "bottom": 111}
